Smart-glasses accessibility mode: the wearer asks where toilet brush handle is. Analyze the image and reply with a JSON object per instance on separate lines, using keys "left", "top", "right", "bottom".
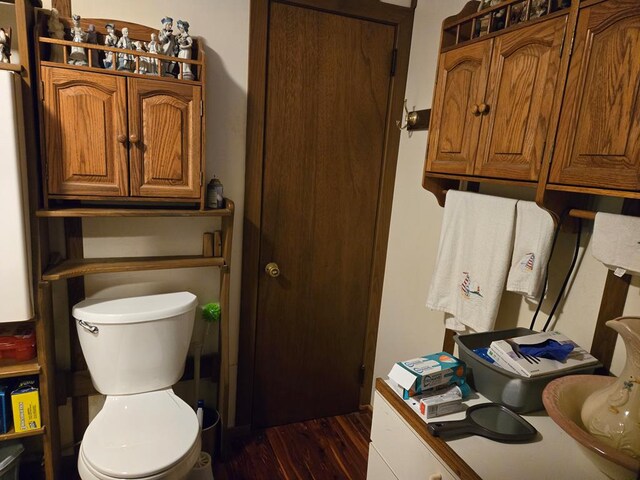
{"left": 77, "top": 319, "right": 99, "bottom": 334}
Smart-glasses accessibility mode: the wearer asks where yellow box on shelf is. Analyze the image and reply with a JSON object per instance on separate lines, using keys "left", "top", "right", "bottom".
{"left": 11, "top": 380, "right": 41, "bottom": 432}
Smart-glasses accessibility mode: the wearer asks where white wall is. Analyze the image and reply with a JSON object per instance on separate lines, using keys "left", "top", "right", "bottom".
{"left": 373, "top": 0, "right": 639, "bottom": 396}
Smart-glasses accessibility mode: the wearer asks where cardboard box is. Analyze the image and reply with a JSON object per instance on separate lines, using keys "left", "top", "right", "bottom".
{"left": 388, "top": 352, "right": 466, "bottom": 399}
{"left": 11, "top": 380, "right": 40, "bottom": 432}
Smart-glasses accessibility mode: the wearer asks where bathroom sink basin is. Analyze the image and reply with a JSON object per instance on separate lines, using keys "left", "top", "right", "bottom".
{"left": 542, "top": 375, "right": 640, "bottom": 479}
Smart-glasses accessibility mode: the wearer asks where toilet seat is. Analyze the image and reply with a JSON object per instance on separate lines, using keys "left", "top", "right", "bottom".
{"left": 81, "top": 389, "right": 199, "bottom": 479}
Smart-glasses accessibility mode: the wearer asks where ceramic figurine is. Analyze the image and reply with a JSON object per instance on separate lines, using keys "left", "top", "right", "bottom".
{"left": 47, "top": 8, "right": 65, "bottom": 63}
{"left": 530, "top": 0, "right": 548, "bottom": 19}
{"left": 103, "top": 23, "right": 118, "bottom": 69}
{"left": 0, "top": 28, "right": 9, "bottom": 63}
{"left": 133, "top": 41, "right": 147, "bottom": 74}
{"left": 116, "top": 27, "right": 134, "bottom": 71}
{"left": 68, "top": 14, "right": 88, "bottom": 66}
{"left": 176, "top": 20, "right": 194, "bottom": 80}
{"left": 144, "top": 33, "right": 160, "bottom": 75}
{"left": 158, "top": 16, "right": 176, "bottom": 76}
{"left": 86, "top": 24, "right": 99, "bottom": 67}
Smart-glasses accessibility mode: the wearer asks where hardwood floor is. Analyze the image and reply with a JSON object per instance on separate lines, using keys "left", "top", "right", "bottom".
{"left": 213, "top": 410, "right": 372, "bottom": 480}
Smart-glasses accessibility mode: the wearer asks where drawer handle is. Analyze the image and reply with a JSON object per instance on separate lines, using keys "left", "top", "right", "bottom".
{"left": 129, "top": 134, "right": 139, "bottom": 144}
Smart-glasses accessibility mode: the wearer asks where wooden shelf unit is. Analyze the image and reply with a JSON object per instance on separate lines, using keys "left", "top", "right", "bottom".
{"left": 40, "top": 199, "right": 234, "bottom": 471}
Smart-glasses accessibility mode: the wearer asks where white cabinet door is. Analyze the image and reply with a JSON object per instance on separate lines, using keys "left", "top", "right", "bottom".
{"left": 370, "top": 392, "right": 459, "bottom": 480}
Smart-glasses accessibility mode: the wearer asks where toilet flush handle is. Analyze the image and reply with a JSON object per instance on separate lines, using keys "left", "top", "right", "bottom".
{"left": 77, "top": 319, "right": 99, "bottom": 334}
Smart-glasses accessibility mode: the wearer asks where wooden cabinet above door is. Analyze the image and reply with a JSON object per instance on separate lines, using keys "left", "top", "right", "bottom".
{"left": 549, "top": 0, "right": 640, "bottom": 192}
{"left": 425, "top": 16, "right": 567, "bottom": 182}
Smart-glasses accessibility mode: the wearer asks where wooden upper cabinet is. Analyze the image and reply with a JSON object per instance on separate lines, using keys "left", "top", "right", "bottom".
{"left": 475, "top": 17, "right": 567, "bottom": 180}
{"left": 43, "top": 67, "right": 128, "bottom": 196}
{"left": 550, "top": 0, "right": 640, "bottom": 191}
{"left": 128, "top": 79, "right": 202, "bottom": 198}
{"left": 426, "top": 40, "right": 492, "bottom": 175}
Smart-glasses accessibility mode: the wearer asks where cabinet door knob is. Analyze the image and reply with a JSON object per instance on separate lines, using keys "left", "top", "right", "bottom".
{"left": 478, "top": 103, "right": 490, "bottom": 115}
{"left": 265, "top": 262, "right": 280, "bottom": 278}
{"left": 471, "top": 104, "right": 480, "bottom": 116}
{"left": 117, "top": 134, "right": 127, "bottom": 144}
{"left": 129, "top": 134, "right": 139, "bottom": 144}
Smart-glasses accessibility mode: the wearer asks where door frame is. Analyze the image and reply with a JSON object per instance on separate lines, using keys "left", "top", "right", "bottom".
{"left": 238, "top": 0, "right": 415, "bottom": 428}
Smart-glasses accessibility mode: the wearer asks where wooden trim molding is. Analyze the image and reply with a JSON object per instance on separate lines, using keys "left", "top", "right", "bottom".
{"left": 237, "top": 0, "right": 415, "bottom": 428}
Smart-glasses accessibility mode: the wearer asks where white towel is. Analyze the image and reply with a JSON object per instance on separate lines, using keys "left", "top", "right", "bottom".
{"left": 426, "top": 191, "right": 517, "bottom": 332}
{"left": 592, "top": 212, "right": 640, "bottom": 276}
{"left": 506, "top": 201, "right": 555, "bottom": 299}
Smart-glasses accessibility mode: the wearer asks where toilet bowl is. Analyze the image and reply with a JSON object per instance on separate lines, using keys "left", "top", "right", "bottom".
{"left": 73, "top": 292, "right": 200, "bottom": 480}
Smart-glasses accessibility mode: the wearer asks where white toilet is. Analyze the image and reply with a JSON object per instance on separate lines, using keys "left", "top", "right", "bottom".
{"left": 72, "top": 292, "right": 201, "bottom": 480}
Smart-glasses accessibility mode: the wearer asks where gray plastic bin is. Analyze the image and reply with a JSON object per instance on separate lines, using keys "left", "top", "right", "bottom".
{"left": 455, "top": 328, "right": 601, "bottom": 413}
{"left": 0, "top": 442, "right": 23, "bottom": 480}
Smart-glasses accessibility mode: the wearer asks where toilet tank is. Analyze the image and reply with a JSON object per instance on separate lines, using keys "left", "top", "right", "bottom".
{"left": 72, "top": 292, "right": 198, "bottom": 395}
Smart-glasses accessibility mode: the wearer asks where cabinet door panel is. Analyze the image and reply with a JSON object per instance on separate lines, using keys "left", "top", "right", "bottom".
{"left": 43, "top": 68, "right": 128, "bottom": 196}
{"left": 550, "top": 0, "right": 640, "bottom": 190}
{"left": 128, "top": 79, "right": 202, "bottom": 198}
{"left": 426, "top": 40, "right": 492, "bottom": 175}
{"left": 475, "top": 16, "right": 566, "bottom": 180}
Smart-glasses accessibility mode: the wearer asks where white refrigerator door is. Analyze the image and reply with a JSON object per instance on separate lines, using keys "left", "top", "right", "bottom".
{"left": 0, "top": 70, "right": 33, "bottom": 321}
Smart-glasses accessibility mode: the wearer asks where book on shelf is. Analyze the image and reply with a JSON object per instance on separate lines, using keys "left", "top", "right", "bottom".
{"left": 488, "top": 331, "right": 599, "bottom": 378}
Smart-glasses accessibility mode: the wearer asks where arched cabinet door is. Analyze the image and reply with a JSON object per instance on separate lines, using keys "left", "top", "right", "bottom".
{"left": 550, "top": 0, "right": 640, "bottom": 191}
{"left": 426, "top": 40, "right": 492, "bottom": 175}
{"left": 475, "top": 16, "right": 567, "bottom": 181}
{"left": 128, "top": 78, "right": 202, "bottom": 198}
{"left": 43, "top": 67, "right": 128, "bottom": 196}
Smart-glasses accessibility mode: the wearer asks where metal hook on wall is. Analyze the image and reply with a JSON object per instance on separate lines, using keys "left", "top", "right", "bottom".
{"left": 396, "top": 99, "right": 431, "bottom": 136}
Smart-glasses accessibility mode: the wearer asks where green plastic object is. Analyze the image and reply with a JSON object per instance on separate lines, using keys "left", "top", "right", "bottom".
{"left": 202, "top": 302, "right": 221, "bottom": 323}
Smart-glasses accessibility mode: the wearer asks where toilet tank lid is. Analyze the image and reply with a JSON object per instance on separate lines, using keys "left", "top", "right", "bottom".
{"left": 72, "top": 292, "right": 198, "bottom": 324}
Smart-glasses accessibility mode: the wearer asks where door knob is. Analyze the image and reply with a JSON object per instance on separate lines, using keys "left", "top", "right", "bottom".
{"left": 265, "top": 262, "right": 280, "bottom": 278}
{"left": 471, "top": 104, "right": 481, "bottom": 116}
{"left": 129, "top": 134, "right": 139, "bottom": 144}
{"left": 117, "top": 134, "right": 127, "bottom": 144}
{"left": 478, "top": 103, "right": 490, "bottom": 115}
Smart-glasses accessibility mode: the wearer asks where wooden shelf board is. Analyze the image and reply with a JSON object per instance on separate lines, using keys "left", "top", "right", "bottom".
{"left": 0, "top": 359, "right": 40, "bottom": 379}
{"left": 0, "top": 63, "right": 22, "bottom": 73}
{"left": 0, "top": 426, "right": 45, "bottom": 442}
{"left": 424, "top": 172, "right": 536, "bottom": 188}
{"left": 42, "top": 255, "right": 226, "bottom": 281}
{"left": 546, "top": 183, "right": 640, "bottom": 200}
{"left": 37, "top": 207, "right": 233, "bottom": 218}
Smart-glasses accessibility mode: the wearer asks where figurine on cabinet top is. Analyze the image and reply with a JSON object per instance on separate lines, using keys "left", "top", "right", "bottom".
{"left": 116, "top": 27, "right": 134, "bottom": 71}
{"left": 47, "top": 8, "right": 65, "bottom": 63}
{"left": 68, "top": 14, "right": 88, "bottom": 66}
{"left": 144, "top": 33, "right": 160, "bottom": 76}
{"left": 133, "top": 41, "right": 147, "bottom": 74}
{"left": 530, "top": 0, "right": 548, "bottom": 19}
{"left": 0, "top": 28, "right": 9, "bottom": 63}
{"left": 176, "top": 20, "right": 194, "bottom": 80}
{"left": 103, "top": 23, "right": 118, "bottom": 69}
{"left": 158, "top": 16, "right": 176, "bottom": 76}
{"left": 86, "top": 24, "right": 99, "bottom": 67}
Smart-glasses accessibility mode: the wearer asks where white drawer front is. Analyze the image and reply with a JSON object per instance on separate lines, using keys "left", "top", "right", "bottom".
{"left": 367, "top": 442, "right": 399, "bottom": 480}
{"left": 371, "top": 392, "right": 459, "bottom": 480}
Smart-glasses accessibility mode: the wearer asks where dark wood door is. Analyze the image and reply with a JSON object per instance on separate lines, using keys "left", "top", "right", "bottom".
{"left": 475, "top": 16, "right": 567, "bottom": 180}
{"left": 425, "top": 40, "right": 492, "bottom": 175}
{"left": 43, "top": 67, "right": 128, "bottom": 196}
{"left": 128, "top": 78, "right": 202, "bottom": 198}
{"left": 253, "top": 2, "right": 395, "bottom": 427}
{"left": 550, "top": 0, "right": 640, "bottom": 191}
